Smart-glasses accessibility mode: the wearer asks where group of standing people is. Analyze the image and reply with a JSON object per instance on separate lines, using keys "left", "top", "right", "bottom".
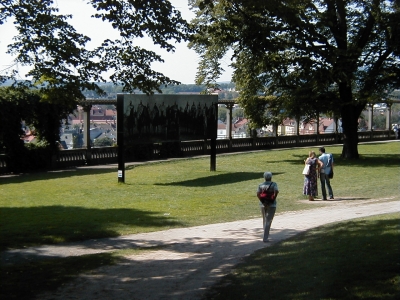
{"left": 256, "top": 147, "right": 334, "bottom": 242}
{"left": 303, "top": 147, "right": 334, "bottom": 201}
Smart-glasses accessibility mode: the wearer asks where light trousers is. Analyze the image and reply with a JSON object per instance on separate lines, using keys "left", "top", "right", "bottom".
{"left": 261, "top": 205, "right": 276, "bottom": 241}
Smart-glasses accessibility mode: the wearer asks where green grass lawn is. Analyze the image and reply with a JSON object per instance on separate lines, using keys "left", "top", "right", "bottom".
{"left": 1, "top": 142, "right": 399, "bottom": 251}
{"left": 0, "top": 142, "right": 399, "bottom": 300}
{"left": 203, "top": 213, "right": 400, "bottom": 300}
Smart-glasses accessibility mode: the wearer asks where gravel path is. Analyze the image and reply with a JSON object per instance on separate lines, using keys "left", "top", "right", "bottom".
{"left": 2, "top": 198, "right": 399, "bottom": 300}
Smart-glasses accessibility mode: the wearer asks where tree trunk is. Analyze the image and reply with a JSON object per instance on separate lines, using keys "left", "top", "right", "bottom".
{"left": 340, "top": 120, "right": 359, "bottom": 159}
{"left": 339, "top": 84, "right": 363, "bottom": 159}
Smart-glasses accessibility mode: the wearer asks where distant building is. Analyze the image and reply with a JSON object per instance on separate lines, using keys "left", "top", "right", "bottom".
{"left": 232, "top": 117, "right": 248, "bottom": 138}
{"left": 319, "top": 118, "right": 335, "bottom": 133}
{"left": 59, "top": 133, "right": 74, "bottom": 149}
{"left": 278, "top": 118, "right": 296, "bottom": 136}
{"left": 90, "top": 128, "right": 102, "bottom": 140}
{"left": 217, "top": 118, "right": 249, "bottom": 139}
{"left": 217, "top": 121, "right": 227, "bottom": 139}
{"left": 300, "top": 120, "right": 317, "bottom": 135}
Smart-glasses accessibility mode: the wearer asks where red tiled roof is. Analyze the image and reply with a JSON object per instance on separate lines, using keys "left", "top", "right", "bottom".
{"left": 282, "top": 118, "right": 295, "bottom": 126}
{"left": 233, "top": 118, "right": 248, "bottom": 127}
{"left": 105, "top": 109, "right": 116, "bottom": 116}
{"left": 318, "top": 118, "right": 334, "bottom": 132}
{"left": 218, "top": 123, "right": 226, "bottom": 129}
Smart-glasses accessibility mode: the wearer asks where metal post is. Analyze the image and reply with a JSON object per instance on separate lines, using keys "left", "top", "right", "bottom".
{"left": 117, "top": 95, "right": 125, "bottom": 183}
{"left": 210, "top": 138, "right": 216, "bottom": 171}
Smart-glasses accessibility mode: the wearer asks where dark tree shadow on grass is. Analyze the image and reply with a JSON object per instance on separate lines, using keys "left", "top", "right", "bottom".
{"left": 0, "top": 252, "right": 120, "bottom": 300}
{"left": 0, "top": 168, "right": 117, "bottom": 184}
{"left": 156, "top": 172, "right": 285, "bottom": 187}
{"left": 0, "top": 206, "right": 183, "bottom": 251}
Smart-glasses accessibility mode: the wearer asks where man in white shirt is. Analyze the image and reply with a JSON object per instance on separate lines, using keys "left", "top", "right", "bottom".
{"left": 318, "top": 147, "right": 334, "bottom": 200}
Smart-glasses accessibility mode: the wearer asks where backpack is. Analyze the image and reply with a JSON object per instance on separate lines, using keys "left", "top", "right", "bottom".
{"left": 258, "top": 182, "right": 276, "bottom": 205}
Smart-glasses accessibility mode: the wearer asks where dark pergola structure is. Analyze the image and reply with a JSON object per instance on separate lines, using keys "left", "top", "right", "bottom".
{"left": 79, "top": 98, "right": 236, "bottom": 148}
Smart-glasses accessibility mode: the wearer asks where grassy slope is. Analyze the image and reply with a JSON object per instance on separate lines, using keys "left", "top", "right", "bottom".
{"left": 1, "top": 142, "right": 399, "bottom": 250}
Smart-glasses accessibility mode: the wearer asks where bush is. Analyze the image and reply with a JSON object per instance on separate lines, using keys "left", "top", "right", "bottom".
{"left": 23, "top": 143, "right": 53, "bottom": 171}
{"left": 93, "top": 137, "right": 114, "bottom": 147}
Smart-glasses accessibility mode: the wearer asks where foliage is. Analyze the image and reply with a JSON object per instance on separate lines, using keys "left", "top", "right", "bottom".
{"left": 189, "top": 0, "right": 400, "bottom": 159}
{"left": 232, "top": 107, "right": 244, "bottom": 119}
{"left": 217, "top": 106, "right": 244, "bottom": 123}
{"left": 161, "top": 84, "right": 206, "bottom": 94}
{"left": 1, "top": 0, "right": 191, "bottom": 170}
{"left": 372, "top": 114, "right": 387, "bottom": 130}
{"left": 0, "top": 87, "right": 72, "bottom": 172}
{"left": 391, "top": 103, "right": 400, "bottom": 125}
{"left": 0, "top": 88, "right": 27, "bottom": 165}
{"left": 72, "top": 132, "right": 84, "bottom": 149}
{"left": 78, "top": 82, "right": 237, "bottom": 97}
{"left": 1, "top": 0, "right": 189, "bottom": 98}
{"left": 25, "top": 100, "right": 72, "bottom": 152}
{"left": 93, "top": 136, "right": 114, "bottom": 147}
{"left": 218, "top": 90, "right": 239, "bottom": 100}
{"left": 23, "top": 142, "right": 54, "bottom": 170}
{"left": 218, "top": 107, "right": 227, "bottom": 121}
{"left": 358, "top": 117, "right": 367, "bottom": 130}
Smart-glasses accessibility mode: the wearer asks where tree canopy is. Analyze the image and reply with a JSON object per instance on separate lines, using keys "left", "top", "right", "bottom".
{"left": 189, "top": 0, "right": 400, "bottom": 158}
{"left": 0, "top": 0, "right": 189, "bottom": 103}
{"left": 0, "top": 0, "right": 190, "bottom": 161}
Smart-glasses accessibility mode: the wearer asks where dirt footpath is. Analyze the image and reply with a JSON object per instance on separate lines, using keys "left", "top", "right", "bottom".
{"left": 3, "top": 199, "right": 399, "bottom": 300}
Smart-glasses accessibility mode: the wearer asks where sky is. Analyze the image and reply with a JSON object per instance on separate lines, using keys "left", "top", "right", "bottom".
{"left": 0, "top": 0, "right": 233, "bottom": 84}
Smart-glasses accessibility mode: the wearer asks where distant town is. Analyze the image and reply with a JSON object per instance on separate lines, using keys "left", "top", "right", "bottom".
{"left": 15, "top": 82, "right": 400, "bottom": 149}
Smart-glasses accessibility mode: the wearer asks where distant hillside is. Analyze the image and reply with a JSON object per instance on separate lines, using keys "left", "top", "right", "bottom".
{"left": 1, "top": 81, "right": 235, "bottom": 96}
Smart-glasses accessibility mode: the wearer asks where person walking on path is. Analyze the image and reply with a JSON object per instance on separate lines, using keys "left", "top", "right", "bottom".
{"left": 318, "top": 146, "right": 334, "bottom": 200}
{"left": 303, "top": 151, "right": 322, "bottom": 201}
{"left": 257, "top": 171, "right": 279, "bottom": 242}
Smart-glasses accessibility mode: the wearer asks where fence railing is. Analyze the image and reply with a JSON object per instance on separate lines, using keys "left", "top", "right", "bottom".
{"left": 0, "top": 130, "right": 396, "bottom": 174}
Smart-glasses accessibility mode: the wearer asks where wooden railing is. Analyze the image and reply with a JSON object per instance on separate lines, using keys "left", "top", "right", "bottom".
{"left": 0, "top": 130, "right": 396, "bottom": 174}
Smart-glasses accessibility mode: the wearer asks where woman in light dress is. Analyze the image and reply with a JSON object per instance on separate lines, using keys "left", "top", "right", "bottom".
{"left": 303, "top": 151, "right": 323, "bottom": 201}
